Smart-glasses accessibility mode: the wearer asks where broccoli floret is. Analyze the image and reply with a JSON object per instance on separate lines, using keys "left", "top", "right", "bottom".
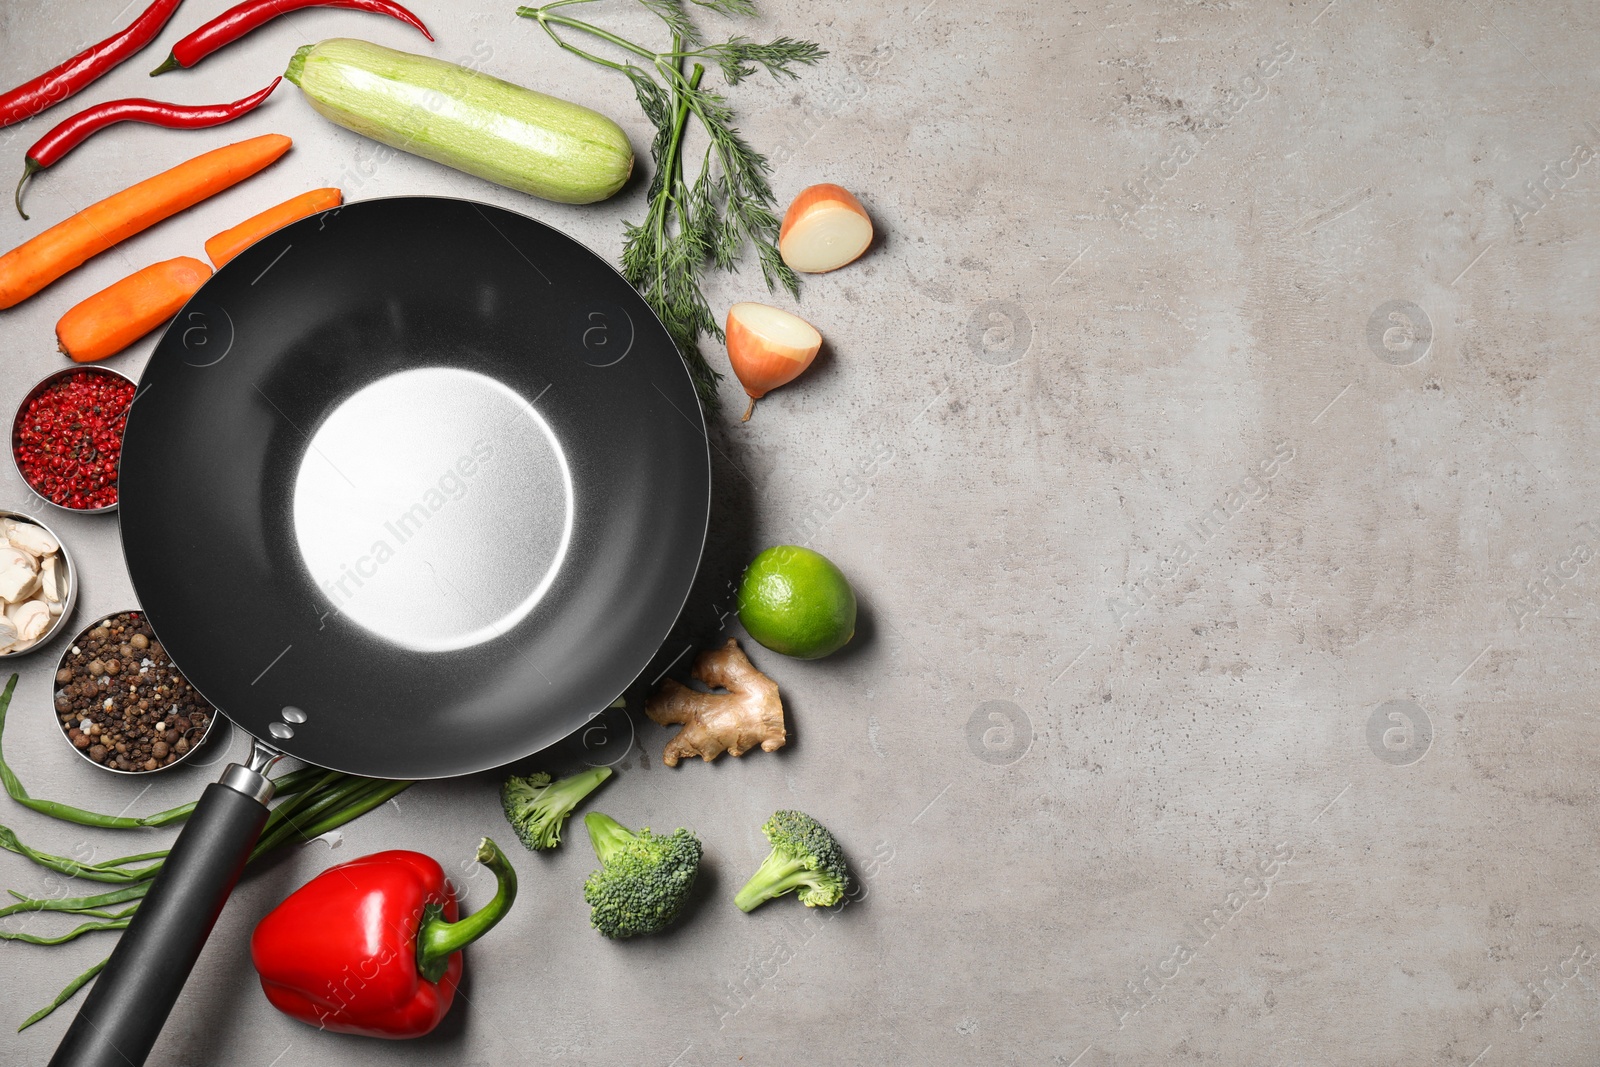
{"left": 734, "top": 810, "right": 849, "bottom": 913}
{"left": 582, "top": 812, "right": 702, "bottom": 938}
{"left": 500, "top": 767, "right": 612, "bottom": 851}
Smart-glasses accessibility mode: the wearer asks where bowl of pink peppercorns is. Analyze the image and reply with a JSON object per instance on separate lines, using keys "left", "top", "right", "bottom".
{"left": 11, "top": 366, "right": 136, "bottom": 514}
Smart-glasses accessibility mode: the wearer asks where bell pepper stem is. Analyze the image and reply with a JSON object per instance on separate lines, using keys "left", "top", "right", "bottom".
{"left": 415, "top": 837, "right": 517, "bottom": 983}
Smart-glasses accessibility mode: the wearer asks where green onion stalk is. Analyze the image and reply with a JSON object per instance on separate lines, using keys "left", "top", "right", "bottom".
{"left": 0, "top": 675, "right": 412, "bottom": 1030}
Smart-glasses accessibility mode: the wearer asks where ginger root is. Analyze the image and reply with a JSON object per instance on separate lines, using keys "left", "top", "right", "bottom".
{"left": 645, "top": 639, "right": 787, "bottom": 766}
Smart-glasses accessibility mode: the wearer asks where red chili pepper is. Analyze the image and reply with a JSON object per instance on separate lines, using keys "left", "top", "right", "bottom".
{"left": 14, "top": 79, "right": 281, "bottom": 221}
{"left": 0, "top": 0, "right": 184, "bottom": 130}
{"left": 250, "top": 839, "right": 516, "bottom": 1039}
{"left": 152, "top": 0, "right": 433, "bottom": 76}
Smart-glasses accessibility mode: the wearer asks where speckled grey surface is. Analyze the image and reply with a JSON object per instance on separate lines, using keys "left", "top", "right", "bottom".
{"left": 2, "top": 1, "right": 1598, "bottom": 1064}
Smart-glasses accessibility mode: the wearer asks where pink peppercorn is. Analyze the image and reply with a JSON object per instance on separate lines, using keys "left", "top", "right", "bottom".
{"left": 12, "top": 369, "right": 134, "bottom": 510}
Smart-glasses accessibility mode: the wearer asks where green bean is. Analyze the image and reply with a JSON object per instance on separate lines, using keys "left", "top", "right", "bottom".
{"left": 18, "top": 958, "right": 105, "bottom": 1032}
{"left": 0, "top": 825, "right": 161, "bottom": 883}
{"left": 0, "top": 777, "right": 384, "bottom": 887}
{"left": 0, "top": 677, "right": 416, "bottom": 1029}
{"left": 0, "top": 676, "right": 151, "bottom": 829}
{"left": 85, "top": 849, "right": 168, "bottom": 869}
{"left": 256, "top": 770, "right": 344, "bottom": 843}
{"left": 115, "top": 765, "right": 330, "bottom": 830}
{"left": 5, "top": 777, "right": 400, "bottom": 900}
{"left": 139, "top": 766, "right": 327, "bottom": 827}
{"left": 252, "top": 785, "right": 361, "bottom": 855}
{"left": 0, "top": 675, "right": 324, "bottom": 829}
{"left": 62, "top": 903, "right": 141, "bottom": 920}
{"left": 0, "top": 882, "right": 150, "bottom": 919}
{"left": 265, "top": 766, "right": 333, "bottom": 801}
{"left": 294, "top": 780, "right": 411, "bottom": 841}
{"left": 250, "top": 777, "right": 385, "bottom": 858}
{"left": 0, "top": 917, "right": 128, "bottom": 945}
{"left": 14, "top": 778, "right": 414, "bottom": 1028}
{"left": 35, "top": 902, "right": 140, "bottom": 921}
{"left": 252, "top": 777, "right": 410, "bottom": 860}
{"left": 15, "top": 781, "right": 410, "bottom": 1027}
{"left": 0, "top": 776, "right": 401, "bottom": 898}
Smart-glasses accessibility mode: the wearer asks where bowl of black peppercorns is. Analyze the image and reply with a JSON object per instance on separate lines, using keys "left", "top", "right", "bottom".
{"left": 53, "top": 610, "right": 215, "bottom": 774}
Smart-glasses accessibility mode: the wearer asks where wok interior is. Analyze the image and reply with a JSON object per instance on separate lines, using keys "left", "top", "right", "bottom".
{"left": 289, "top": 364, "right": 575, "bottom": 654}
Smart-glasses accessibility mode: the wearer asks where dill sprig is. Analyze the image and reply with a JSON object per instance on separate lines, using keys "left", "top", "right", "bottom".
{"left": 517, "top": 0, "right": 825, "bottom": 409}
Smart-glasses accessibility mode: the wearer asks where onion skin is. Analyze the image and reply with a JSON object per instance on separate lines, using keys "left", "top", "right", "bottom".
{"left": 778, "top": 183, "right": 873, "bottom": 273}
{"left": 725, "top": 302, "right": 821, "bottom": 421}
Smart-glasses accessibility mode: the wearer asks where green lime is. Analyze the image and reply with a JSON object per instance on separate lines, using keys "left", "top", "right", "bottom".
{"left": 737, "top": 545, "right": 857, "bottom": 659}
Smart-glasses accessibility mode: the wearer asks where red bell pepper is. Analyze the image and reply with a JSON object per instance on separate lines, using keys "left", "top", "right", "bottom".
{"left": 250, "top": 837, "right": 517, "bottom": 1038}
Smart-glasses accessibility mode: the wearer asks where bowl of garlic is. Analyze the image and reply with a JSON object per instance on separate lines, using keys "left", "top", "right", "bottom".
{"left": 0, "top": 510, "right": 75, "bottom": 657}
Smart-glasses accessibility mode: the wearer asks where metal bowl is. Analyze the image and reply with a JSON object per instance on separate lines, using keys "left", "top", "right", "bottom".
{"left": 11, "top": 365, "right": 136, "bottom": 515}
{"left": 53, "top": 610, "right": 216, "bottom": 775}
{"left": 0, "top": 508, "right": 78, "bottom": 658}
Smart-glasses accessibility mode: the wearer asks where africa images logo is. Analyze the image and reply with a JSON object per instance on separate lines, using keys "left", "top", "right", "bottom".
{"left": 319, "top": 439, "right": 495, "bottom": 610}
{"left": 1366, "top": 301, "right": 1431, "bottom": 366}
{"left": 1366, "top": 700, "right": 1431, "bottom": 767}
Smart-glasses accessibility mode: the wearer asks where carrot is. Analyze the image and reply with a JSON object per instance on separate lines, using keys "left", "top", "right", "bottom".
{"left": 56, "top": 256, "right": 212, "bottom": 363}
{"left": 0, "top": 133, "right": 290, "bottom": 309}
{"left": 205, "top": 186, "right": 342, "bottom": 268}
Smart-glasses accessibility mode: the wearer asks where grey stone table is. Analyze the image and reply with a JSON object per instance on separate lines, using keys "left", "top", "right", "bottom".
{"left": 1, "top": 1, "right": 1595, "bottom": 1063}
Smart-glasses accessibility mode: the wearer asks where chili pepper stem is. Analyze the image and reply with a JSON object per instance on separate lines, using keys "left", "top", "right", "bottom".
{"left": 148, "top": 54, "right": 181, "bottom": 77}
{"left": 14, "top": 159, "right": 38, "bottom": 220}
{"left": 414, "top": 837, "right": 517, "bottom": 983}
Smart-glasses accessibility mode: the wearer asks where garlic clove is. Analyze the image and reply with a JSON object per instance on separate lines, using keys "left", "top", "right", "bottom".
{"left": 0, "top": 549, "right": 39, "bottom": 604}
{"left": 39, "top": 556, "right": 65, "bottom": 604}
{"left": 0, "top": 577, "right": 39, "bottom": 605}
{"left": 28, "top": 596, "right": 56, "bottom": 636}
{"left": 7, "top": 522, "right": 58, "bottom": 558}
{"left": 6, "top": 599, "right": 51, "bottom": 642}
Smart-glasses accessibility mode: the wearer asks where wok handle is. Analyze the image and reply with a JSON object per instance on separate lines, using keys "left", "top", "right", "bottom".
{"left": 48, "top": 766, "right": 274, "bottom": 1067}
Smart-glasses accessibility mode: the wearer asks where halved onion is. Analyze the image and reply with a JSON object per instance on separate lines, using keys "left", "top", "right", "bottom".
{"left": 725, "top": 302, "right": 823, "bottom": 421}
{"left": 778, "top": 184, "right": 873, "bottom": 273}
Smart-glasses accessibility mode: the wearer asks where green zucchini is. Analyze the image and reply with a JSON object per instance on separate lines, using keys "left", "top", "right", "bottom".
{"left": 285, "top": 39, "right": 633, "bottom": 204}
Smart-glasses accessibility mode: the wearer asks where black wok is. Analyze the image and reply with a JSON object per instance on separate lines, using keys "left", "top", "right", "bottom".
{"left": 49, "top": 197, "right": 710, "bottom": 1066}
